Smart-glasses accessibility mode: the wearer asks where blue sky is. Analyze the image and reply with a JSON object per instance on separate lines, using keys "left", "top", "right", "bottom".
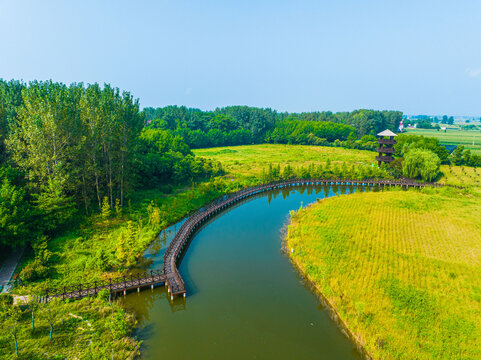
{"left": 1, "top": 0, "right": 481, "bottom": 115}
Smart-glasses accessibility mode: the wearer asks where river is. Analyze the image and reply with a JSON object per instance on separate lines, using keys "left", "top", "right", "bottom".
{"left": 122, "top": 185, "right": 369, "bottom": 359}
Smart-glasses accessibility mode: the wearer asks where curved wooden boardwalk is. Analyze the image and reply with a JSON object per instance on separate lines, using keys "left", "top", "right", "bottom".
{"left": 44, "top": 178, "right": 440, "bottom": 302}
{"left": 162, "top": 178, "right": 439, "bottom": 299}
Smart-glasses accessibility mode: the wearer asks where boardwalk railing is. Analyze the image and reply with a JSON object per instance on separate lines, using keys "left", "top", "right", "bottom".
{"left": 45, "top": 269, "right": 165, "bottom": 301}
{"left": 45, "top": 178, "right": 442, "bottom": 302}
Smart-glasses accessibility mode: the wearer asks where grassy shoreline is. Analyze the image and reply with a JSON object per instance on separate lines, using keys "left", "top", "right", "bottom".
{"left": 7, "top": 143, "right": 475, "bottom": 359}
{"left": 286, "top": 187, "right": 481, "bottom": 360}
{"left": 282, "top": 231, "right": 374, "bottom": 359}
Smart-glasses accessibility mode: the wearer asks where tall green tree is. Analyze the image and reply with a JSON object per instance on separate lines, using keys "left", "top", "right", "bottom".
{"left": 0, "top": 177, "right": 30, "bottom": 248}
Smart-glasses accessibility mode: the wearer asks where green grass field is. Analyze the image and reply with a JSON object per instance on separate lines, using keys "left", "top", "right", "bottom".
{"left": 194, "top": 144, "right": 377, "bottom": 179}
{"left": 405, "top": 128, "right": 481, "bottom": 154}
{"left": 287, "top": 188, "right": 481, "bottom": 360}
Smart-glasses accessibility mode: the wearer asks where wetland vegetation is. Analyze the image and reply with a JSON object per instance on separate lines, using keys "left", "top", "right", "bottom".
{"left": 286, "top": 186, "right": 481, "bottom": 360}
{"left": 1, "top": 79, "right": 480, "bottom": 359}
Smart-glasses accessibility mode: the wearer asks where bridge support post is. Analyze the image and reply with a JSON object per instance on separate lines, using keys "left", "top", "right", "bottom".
{"left": 151, "top": 284, "right": 154, "bottom": 290}
{"left": 123, "top": 290, "right": 126, "bottom": 296}
{"left": 137, "top": 287, "right": 140, "bottom": 293}
{"left": 171, "top": 294, "right": 174, "bottom": 301}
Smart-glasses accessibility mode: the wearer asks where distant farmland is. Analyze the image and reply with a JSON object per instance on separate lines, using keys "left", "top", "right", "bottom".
{"left": 405, "top": 128, "right": 481, "bottom": 154}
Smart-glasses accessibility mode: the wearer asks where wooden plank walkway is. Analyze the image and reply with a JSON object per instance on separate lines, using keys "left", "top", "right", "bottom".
{"left": 45, "top": 178, "right": 441, "bottom": 302}
{"left": 45, "top": 269, "right": 165, "bottom": 301}
{"left": 162, "top": 178, "right": 440, "bottom": 299}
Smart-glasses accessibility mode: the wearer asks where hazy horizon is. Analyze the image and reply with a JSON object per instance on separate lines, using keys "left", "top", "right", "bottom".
{"left": 2, "top": 0, "right": 481, "bottom": 116}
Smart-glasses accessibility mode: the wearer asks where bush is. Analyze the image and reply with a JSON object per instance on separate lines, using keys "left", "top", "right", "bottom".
{"left": 20, "top": 260, "right": 49, "bottom": 281}
{"left": 387, "top": 158, "right": 404, "bottom": 178}
{"left": 0, "top": 293, "right": 13, "bottom": 305}
{"left": 402, "top": 149, "right": 441, "bottom": 182}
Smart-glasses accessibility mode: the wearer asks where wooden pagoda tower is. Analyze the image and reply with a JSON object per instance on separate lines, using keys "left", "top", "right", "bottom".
{"left": 376, "top": 129, "right": 397, "bottom": 166}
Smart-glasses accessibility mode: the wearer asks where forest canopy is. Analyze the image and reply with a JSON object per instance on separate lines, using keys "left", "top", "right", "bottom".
{"left": 144, "top": 106, "right": 403, "bottom": 148}
{"left": 0, "top": 80, "right": 222, "bottom": 250}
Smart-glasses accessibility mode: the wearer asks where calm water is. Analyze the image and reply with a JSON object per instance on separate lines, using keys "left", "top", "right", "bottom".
{"left": 123, "top": 185, "right": 369, "bottom": 360}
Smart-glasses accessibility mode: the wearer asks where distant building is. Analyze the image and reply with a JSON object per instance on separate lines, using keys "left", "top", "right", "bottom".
{"left": 376, "top": 129, "right": 397, "bottom": 166}
{"left": 399, "top": 119, "right": 404, "bottom": 133}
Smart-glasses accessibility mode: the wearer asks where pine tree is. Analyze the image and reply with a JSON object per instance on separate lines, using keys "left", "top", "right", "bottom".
{"left": 115, "top": 198, "right": 121, "bottom": 217}
{"left": 101, "top": 196, "right": 111, "bottom": 220}
{"left": 116, "top": 231, "right": 128, "bottom": 264}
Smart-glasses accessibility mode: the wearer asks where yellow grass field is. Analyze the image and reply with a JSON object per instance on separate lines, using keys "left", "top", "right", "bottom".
{"left": 193, "top": 144, "right": 376, "bottom": 178}
{"left": 286, "top": 188, "right": 481, "bottom": 360}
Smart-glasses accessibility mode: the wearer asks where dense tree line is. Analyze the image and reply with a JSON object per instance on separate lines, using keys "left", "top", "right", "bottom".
{"left": 0, "top": 80, "right": 221, "bottom": 250}
{"left": 450, "top": 146, "right": 481, "bottom": 167}
{"left": 144, "top": 106, "right": 403, "bottom": 148}
{"left": 265, "top": 118, "right": 355, "bottom": 144}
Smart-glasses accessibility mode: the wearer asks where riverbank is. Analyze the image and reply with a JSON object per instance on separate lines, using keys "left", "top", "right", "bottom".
{"left": 285, "top": 247, "right": 374, "bottom": 360}
{"left": 13, "top": 145, "right": 387, "bottom": 296}
{"left": 285, "top": 187, "right": 481, "bottom": 360}
{"left": 4, "top": 143, "right": 455, "bottom": 358}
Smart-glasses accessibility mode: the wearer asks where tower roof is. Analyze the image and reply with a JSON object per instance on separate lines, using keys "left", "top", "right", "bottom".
{"left": 377, "top": 129, "right": 397, "bottom": 137}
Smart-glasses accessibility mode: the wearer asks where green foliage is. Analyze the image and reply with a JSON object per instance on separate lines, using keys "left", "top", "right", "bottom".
{"left": 96, "top": 288, "right": 110, "bottom": 302}
{"left": 0, "top": 293, "right": 14, "bottom": 306}
{"left": 451, "top": 145, "right": 481, "bottom": 167}
{"left": 0, "top": 176, "right": 30, "bottom": 248}
{"left": 416, "top": 119, "right": 434, "bottom": 129}
{"left": 0, "top": 302, "right": 22, "bottom": 356}
{"left": 261, "top": 161, "right": 391, "bottom": 181}
{"left": 395, "top": 134, "right": 449, "bottom": 163}
{"left": 402, "top": 149, "right": 441, "bottom": 181}
{"left": 147, "top": 200, "right": 162, "bottom": 228}
{"left": 101, "top": 196, "right": 111, "bottom": 220}
{"left": 145, "top": 105, "right": 402, "bottom": 148}
{"left": 33, "top": 177, "right": 76, "bottom": 232}
{"left": 266, "top": 118, "right": 356, "bottom": 144}
{"left": 20, "top": 237, "right": 52, "bottom": 282}
{"left": 4, "top": 80, "right": 143, "bottom": 218}
{"left": 0, "top": 296, "right": 139, "bottom": 359}
{"left": 136, "top": 127, "right": 223, "bottom": 187}
{"left": 114, "top": 198, "right": 121, "bottom": 217}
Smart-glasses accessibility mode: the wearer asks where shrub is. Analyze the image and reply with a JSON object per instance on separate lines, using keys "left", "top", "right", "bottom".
{"left": 20, "top": 260, "right": 49, "bottom": 281}
{"left": 0, "top": 293, "right": 13, "bottom": 305}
